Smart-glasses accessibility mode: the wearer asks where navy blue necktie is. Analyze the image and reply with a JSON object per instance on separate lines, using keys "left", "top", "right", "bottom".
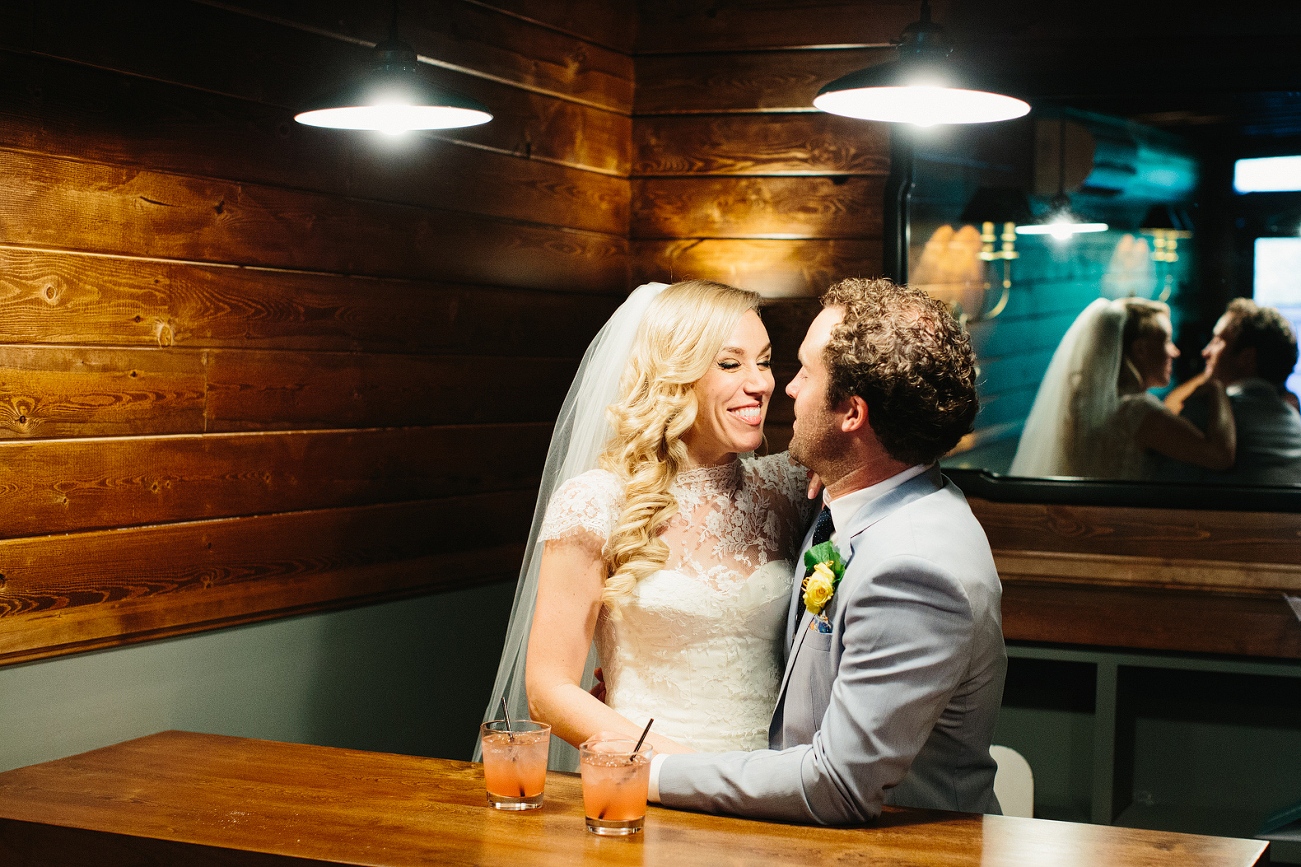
{"left": 800, "top": 506, "right": 836, "bottom": 614}
{"left": 810, "top": 505, "right": 834, "bottom": 548}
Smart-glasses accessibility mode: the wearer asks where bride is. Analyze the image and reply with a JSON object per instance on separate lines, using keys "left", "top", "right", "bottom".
{"left": 480, "top": 280, "right": 814, "bottom": 764}
{"left": 1010, "top": 297, "right": 1235, "bottom": 479}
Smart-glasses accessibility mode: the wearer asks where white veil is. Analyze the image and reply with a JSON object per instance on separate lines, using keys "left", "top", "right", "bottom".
{"left": 475, "top": 281, "right": 669, "bottom": 769}
{"left": 1009, "top": 298, "right": 1126, "bottom": 478}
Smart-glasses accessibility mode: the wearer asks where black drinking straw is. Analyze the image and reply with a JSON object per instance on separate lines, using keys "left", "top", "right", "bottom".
{"left": 498, "top": 697, "right": 523, "bottom": 794}
{"left": 633, "top": 718, "right": 653, "bottom": 753}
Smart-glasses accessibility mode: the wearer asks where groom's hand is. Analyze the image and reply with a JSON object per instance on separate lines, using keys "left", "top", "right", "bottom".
{"left": 589, "top": 667, "right": 607, "bottom": 703}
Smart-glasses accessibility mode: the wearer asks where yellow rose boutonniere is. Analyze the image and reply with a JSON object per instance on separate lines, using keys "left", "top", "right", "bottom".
{"left": 802, "top": 541, "right": 846, "bottom": 616}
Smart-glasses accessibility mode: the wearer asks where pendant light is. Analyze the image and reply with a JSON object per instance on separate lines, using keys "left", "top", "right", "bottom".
{"left": 295, "top": 3, "right": 492, "bottom": 135}
{"left": 813, "top": 0, "right": 1029, "bottom": 126}
{"left": 1016, "top": 117, "right": 1107, "bottom": 239}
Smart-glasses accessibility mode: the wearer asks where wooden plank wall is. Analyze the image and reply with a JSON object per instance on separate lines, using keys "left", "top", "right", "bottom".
{"left": 0, "top": 0, "right": 635, "bottom": 664}
{"left": 632, "top": 0, "right": 924, "bottom": 450}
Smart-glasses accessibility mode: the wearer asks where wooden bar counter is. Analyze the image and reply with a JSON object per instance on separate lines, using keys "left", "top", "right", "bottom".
{"left": 0, "top": 731, "right": 1268, "bottom": 866}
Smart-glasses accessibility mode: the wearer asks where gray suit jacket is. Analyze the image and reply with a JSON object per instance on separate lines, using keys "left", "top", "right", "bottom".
{"left": 658, "top": 466, "right": 1006, "bottom": 824}
{"left": 1155, "top": 378, "right": 1301, "bottom": 486}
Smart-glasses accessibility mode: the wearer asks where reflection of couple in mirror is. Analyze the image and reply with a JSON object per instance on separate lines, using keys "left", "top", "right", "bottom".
{"left": 1011, "top": 296, "right": 1301, "bottom": 484}
{"left": 1156, "top": 299, "right": 1301, "bottom": 486}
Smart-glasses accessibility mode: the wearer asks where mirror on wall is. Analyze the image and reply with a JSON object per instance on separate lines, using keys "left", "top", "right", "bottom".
{"left": 900, "top": 110, "right": 1301, "bottom": 497}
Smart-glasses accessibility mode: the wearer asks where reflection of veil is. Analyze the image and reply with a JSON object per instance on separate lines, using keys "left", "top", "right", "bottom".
{"left": 1009, "top": 298, "right": 1126, "bottom": 478}
{"left": 476, "top": 282, "right": 669, "bottom": 768}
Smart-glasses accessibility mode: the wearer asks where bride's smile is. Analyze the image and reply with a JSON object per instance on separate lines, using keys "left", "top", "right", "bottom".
{"left": 681, "top": 310, "right": 775, "bottom": 467}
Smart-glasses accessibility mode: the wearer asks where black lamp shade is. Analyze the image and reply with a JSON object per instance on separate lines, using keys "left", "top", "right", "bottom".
{"left": 296, "top": 40, "right": 492, "bottom": 133}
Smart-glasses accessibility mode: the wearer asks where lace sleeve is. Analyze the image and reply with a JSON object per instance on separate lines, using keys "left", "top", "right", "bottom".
{"left": 539, "top": 469, "right": 623, "bottom": 548}
{"left": 743, "top": 452, "right": 818, "bottom": 557}
{"left": 749, "top": 452, "right": 816, "bottom": 517}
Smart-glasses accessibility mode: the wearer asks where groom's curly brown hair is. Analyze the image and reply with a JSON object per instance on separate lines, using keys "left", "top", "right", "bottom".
{"left": 821, "top": 277, "right": 978, "bottom": 466}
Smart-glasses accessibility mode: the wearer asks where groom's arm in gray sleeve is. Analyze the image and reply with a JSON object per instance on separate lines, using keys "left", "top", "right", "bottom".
{"left": 656, "top": 554, "right": 976, "bottom": 825}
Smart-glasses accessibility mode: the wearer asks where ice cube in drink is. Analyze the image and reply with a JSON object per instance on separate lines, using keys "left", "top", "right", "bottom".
{"left": 480, "top": 720, "right": 550, "bottom": 810}
{"left": 579, "top": 737, "right": 654, "bottom": 835}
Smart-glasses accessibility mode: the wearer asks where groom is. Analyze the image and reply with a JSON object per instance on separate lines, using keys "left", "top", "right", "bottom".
{"left": 650, "top": 277, "right": 1006, "bottom": 824}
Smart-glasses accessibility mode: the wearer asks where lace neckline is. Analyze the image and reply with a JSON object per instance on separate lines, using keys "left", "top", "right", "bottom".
{"left": 673, "top": 459, "right": 741, "bottom": 498}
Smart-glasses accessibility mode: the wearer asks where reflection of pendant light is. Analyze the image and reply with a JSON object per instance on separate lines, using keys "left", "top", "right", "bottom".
{"left": 958, "top": 187, "right": 1034, "bottom": 316}
{"left": 813, "top": 0, "right": 1030, "bottom": 126}
{"left": 295, "top": 3, "right": 492, "bottom": 135}
{"left": 1016, "top": 118, "right": 1107, "bottom": 239}
{"left": 1140, "top": 204, "right": 1193, "bottom": 263}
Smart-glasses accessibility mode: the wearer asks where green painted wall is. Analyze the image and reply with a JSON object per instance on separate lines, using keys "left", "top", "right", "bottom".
{"left": 0, "top": 582, "right": 516, "bottom": 773}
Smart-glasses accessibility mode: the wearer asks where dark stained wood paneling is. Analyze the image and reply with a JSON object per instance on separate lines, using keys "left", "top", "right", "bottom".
{"left": 1003, "top": 581, "right": 1301, "bottom": 659}
{"left": 0, "top": 50, "right": 628, "bottom": 233}
{"left": 0, "top": 424, "right": 551, "bottom": 538}
{"left": 19, "top": 0, "right": 635, "bottom": 115}
{"left": 226, "top": 0, "right": 638, "bottom": 112}
{"left": 487, "top": 0, "right": 638, "bottom": 53}
{"left": 203, "top": 351, "right": 577, "bottom": 431}
{"left": 635, "top": 48, "right": 888, "bottom": 114}
{"left": 632, "top": 238, "right": 882, "bottom": 298}
{"left": 0, "top": 249, "right": 618, "bottom": 355}
{"left": 0, "top": 0, "right": 631, "bottom": 667}
{"left": 0, "top": 347, "right": 578, "bottom": 438}
{"left": 634, "top": 0, "right": 942, "bottom": 53}
{"left": 0, "top": 149, "right": 627, "bottom": 289}
{"left": 632, "top": 176, "right": 884, "bottom": 239}
{"left": 0, "top": 346, "right": 207, "bottom": 438}
{"left": 12, "top": 9, "right": 633, "bottom": 175}
{"left": 634, "top": 114, "right": 890, "bottom": 176}
{"left": 973, "top": 499, "right": 1301, "bottom": 566}
{"left": 974, "top": 497, "right": 1301, "bottom": 657}
{"left": 0, "top": 499, "right": 534, "bottom": 665}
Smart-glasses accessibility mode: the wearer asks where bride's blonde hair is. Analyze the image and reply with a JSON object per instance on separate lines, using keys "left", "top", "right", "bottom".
{"left": 1118, "top": 297, "right": 1171, "bottom": 394}
{"left": 597, "top": 280, "right": 763, "bottom": 615}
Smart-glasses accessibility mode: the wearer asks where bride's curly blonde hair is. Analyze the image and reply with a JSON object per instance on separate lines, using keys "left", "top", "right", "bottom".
{"left": 597, "top": 280, "right": 763, "bottom": 615}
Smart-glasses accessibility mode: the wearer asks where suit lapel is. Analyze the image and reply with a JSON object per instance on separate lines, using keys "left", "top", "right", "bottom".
{"left": 771, "top": 467, "right": 945, "bottom": 715}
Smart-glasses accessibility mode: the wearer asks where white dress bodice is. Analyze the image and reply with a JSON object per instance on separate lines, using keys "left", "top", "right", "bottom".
{"left": 541, "top": 453, "right": 813, "bottom": 751}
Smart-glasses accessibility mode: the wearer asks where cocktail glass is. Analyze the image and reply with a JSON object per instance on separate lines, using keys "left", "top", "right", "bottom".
{"left": 579, "top": 736, "right": 654, "bottom": 835}
{"left": 480, "top": 720, "right": 551, "bottom": 810}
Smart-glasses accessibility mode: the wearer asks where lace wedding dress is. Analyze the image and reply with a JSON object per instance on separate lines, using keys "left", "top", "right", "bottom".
{"left": 541, "top": 453, "right": 814, "bottom": 751}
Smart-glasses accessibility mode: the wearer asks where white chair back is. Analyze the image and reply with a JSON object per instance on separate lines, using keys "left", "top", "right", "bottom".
{"left": 989, "top": 745, "right": 1034, "bottom": 818}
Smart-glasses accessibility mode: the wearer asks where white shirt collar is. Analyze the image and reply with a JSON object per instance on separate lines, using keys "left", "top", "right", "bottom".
{"left": 823, "top": 464, "right": 929, "bottom": 544}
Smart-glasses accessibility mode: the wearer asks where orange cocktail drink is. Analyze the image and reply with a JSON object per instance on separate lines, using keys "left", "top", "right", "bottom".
{"left": 579, "top": 736, "right": 654, "bottom": 835}
{"left": 480, "top": 720, "right": 551, "bottom": 810}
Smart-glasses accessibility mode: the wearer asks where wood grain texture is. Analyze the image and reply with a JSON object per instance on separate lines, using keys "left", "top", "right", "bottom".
{"left": 212, "top": 0, "right": 638, "bottom": 112}
{"left": 972, "top": 497, "right": 1301, "bottom": 657}
{"left": 13, "top": 0, "right": 634, "bottom": 162}
{"left": 0, "top": 149, "right": 628, "bottom": 289}
{"left": 0, "top": 53, "right": 629, "bottom": 229}
{"left": 0, "top": 731, "right": 1269, "bottom": 867}
{"left": 971, "top": 498, "right": 1301, "bottom": 565}
{"left": 0, "top": 248, "right": 619, "bottom": 354}
{"left": 202, "top": 350, "right": 577, "bottom": 431}
{"left": 0, "top": 494, "right": 533, "bottom": 664}
{"left": 631, "top": 176, "right": 885, "bottom": 239}
{"left": 0, "top": 347, "right": 578, "bottom": 437}
{"left": 0, "top": 424, "right": 551, "bottom": 538}
{"left": 632, "top": 238, "right": 882, "bottom": 298}
{"left": 0, "top": 345, "right": 207, "bottom": 438}
{"left": 1002, "top": 582, "right": 1301, "bottom": 659}
{"left": 634, "top": 0, "right": 948, "bottom": 53}
{"left": 635, "top": 48, "right": 890, "bottom": 113}
{"left": 633, "top": 113, "right": 890, "bottom": 176}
